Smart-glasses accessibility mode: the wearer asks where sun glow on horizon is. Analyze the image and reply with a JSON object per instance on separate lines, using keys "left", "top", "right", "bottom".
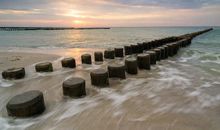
{"left": 72, "top": 20, "right": 88, "bottom": 27}
{"left": 0, "top": 1, "right": 219, "bottom": 27}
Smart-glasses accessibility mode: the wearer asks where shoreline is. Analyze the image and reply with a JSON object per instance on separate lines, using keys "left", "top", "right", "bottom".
{"left": 0, "top": 51, "right": 60, "bottom": 71}
{"left": 0, "top": 47, "right": 105, "bottom": 71}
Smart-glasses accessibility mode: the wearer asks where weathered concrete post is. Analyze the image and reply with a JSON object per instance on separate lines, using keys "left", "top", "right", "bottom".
{"left": 81, "top": 54, "right": 92, "bottom": 64}
{"left": 143, "top": 42, "right": 149, "bottom": 50}
{"left": 94, "top": 52, "right": 103, "bottom": 62}
{"left": 6, "top": 90, "right": 45, "bottom": 117}
{"left": 167, "top": 44, "right": 174, "bottom": 57}
{"left": 137, "top": 43, "right": 144, "bottom": 53}
{"left": 63, "top": 77, "right": 86, "bottom": 98}
{"left": 157, "top": 47, "right": 166, "bottom": 60}
{"left": 2, "top": 67, "right": 25, "bottom": 80}
{"left": 137, "top": 54, "right": 151, "bottom": 70}
{"left": 108, "top": 63, "right": 126, "bottom": 79}
{"left": 90, "top": 69, "right": 109, "bottom": 87}
{"left": 131, "top": 44, "right": 139, "bottom": 54}
{"left": 124, "top": 46, "right": 132, "bottom": 55}
{"left": 61, "top": 57, "right": 76, "bottom": 68}
{"left": 148, "top": 42, "right": 153, "bottom": 50}
{"left": 115, "top": 48, "right": 124, "bottom": 57}
{"left": 145, "top": 51, "right": 156, "bottom": 65}
{"left": 162, "top": 45, "right": 169, "bottom": 59}
{"left": 35, "top": 62, "right": 53, "bottom": 72}
{"left": 153, "top": 48, "right": 161, "bottom": 61}
{"left": 104, "top": 49, "right": 115, "bottom": 59}
{"left": 172, "top": 43, "right": 179, "bottom": 55}
{"left": 125, "top": 57, "right": 138, "bottom": 74}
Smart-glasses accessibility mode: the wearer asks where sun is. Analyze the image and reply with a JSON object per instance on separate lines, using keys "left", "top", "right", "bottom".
{"left": 73, "top": 20, "right": 83, "bottom": 24}
{"left": 72, "top": 20, "right": 87, "bottom": 27}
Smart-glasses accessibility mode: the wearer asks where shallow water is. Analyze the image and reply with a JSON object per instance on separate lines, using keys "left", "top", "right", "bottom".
{"left": 0, "top": 27, "right": 220, "bottom": 130}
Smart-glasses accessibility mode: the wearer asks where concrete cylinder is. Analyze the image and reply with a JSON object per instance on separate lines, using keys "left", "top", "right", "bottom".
{"left": 61, "top": 57, "right": 76, "bottom": 68}
{"left": 63, "top": 77, "right": 86, "bottom": 98}
{"left": 162, "top": 45, "right": 169, "bottom": 59}
{"left": 143, "top": 42, "right": 149, "bottom": 50}
{"left": 137, "top": 43, "right": 144, "bottom": 53}
{"left": 167, "top": 44, "right": 174, "bottom": 57}
{"left": 172, "top": 43, "right": 179, "bottom": 55}
{"left": 131, "top": 44, "right": 139, "bottom": 54}
{"left": 124, "top": 46, "right": 132, "bottom": 55}
{"left": 115, "top": 48, "right": 124, "bottom": 57}
{"left": 137, "top": 54, "right": 151, "bottom": 70}
{"left": 6, "top": 90, "right": 45, "bottom": 117}
{"left": 90, "top": 69, "right": 109, "bottom": 87}
{"left": 145, "top": 51, "right": 156, "bottom": 65}
{"left": 108, "top": 63, "right": 126, "bottom": 79}
{"left": 35, "top": 62, "right": 53, "bottom": 72}
{"left": 157, "top": 47, "right": 166, "bottom": 60}
{"left": 104, "top": 49, "right": 115, "bottom": 59}
{"left": 148, "top": 42, "right": 153, "bottom": 50}
{"left": 94, "top": 52, "right": 103, "bottom": 62}
{"left": 2, "top": 67, "right": 25, "bottom": 80}
{"left": 153, "top": 48, "right": 161, "bottom": 61}
{"left": 81, "top": 54, "right": 92, "bottom": 64}
{"left": 125, "top": 57, "right": 138, "bottom": 74}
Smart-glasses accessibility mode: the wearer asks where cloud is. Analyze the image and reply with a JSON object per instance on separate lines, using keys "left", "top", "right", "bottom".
{"left": 105, "top": 0, "right": 220, "bottom": 9}
{"left": 0, "top": 0, "right": 219, "bottom": 26}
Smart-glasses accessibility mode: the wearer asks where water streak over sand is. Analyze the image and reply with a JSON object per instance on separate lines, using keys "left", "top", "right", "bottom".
{"left": 0, "top": 47, "right": 220, "bottom": 130}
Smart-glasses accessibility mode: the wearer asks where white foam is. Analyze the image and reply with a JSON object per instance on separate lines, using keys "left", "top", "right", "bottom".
{"left": 158, "top": 67, "right": 191, "bottom": 89}
{"left": 0, "top": 80, "right": 14, "bottom": 88}
{"left": 56, "top": 98, "right": 99, "bottom": 121}
{"left": 210, "top": 68, "right": 220, "bottom": 73}
{"left": 200, "top": 82, "right": 212, "bottom": 88}
{"left": 0, "top": 117, "right": 35, "bottom": 130}
{"left": 188, "top": 90, "right": 201, "bottom": 96}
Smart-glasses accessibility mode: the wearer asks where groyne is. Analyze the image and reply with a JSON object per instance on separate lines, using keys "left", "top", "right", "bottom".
{"left": 0, "top": 27, "right": 110, "bottom": 31}
{"left": 2, "top": 28, "right": 213, "bottom": 118}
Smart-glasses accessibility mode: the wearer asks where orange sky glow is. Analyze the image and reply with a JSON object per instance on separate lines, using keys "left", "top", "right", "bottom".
{"left": 0, "top": 0, "right": 219, "bottom": 27}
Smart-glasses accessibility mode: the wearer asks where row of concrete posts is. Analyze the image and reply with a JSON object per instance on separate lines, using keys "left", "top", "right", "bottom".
{"left": 3, "top": 28, "right": 213, "bottom": 118}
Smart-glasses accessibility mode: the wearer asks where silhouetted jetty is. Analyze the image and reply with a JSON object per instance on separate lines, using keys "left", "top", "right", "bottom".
{"left": 0, "top": 27, "right": 110, "bottom": 31}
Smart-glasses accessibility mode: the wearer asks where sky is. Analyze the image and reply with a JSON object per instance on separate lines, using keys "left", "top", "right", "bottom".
{"left": 0, "top": 0, "right": 219, "bottom": 27}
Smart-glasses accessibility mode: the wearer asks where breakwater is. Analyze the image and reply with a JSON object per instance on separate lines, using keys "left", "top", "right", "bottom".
{"left": 1, "top": 28, "right": 213, "bottom": 118}
{"left": 0, "top": 27, "right": 110, "bottom": 31}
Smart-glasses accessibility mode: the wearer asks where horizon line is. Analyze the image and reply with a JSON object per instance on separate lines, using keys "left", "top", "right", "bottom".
{"left": 0, "top": 25, "right": 218, "bottom": 28}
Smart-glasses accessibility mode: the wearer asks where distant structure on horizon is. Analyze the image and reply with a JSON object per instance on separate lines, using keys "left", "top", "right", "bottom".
{"left": 0, "top": 27, "right": 110, "bottom": 31}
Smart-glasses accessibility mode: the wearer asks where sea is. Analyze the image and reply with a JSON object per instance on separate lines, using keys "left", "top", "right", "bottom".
{"left": 0, "top": 27, "right": 220, "bottom": 130}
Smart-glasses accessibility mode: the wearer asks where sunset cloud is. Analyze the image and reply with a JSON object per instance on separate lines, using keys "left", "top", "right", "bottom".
{"left": 0, "top": 0, "right": 219, "bottom": 27}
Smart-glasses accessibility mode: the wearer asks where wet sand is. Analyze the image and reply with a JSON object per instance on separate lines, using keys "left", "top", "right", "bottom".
{"left": 0, "top": 48, "right": 220, "bottom": 130}
{"left": 0, "top": 52, "right": 59, "bottom": 71}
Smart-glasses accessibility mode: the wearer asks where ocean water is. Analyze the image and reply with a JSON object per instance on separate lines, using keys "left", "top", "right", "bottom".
{"left": 0, "top": 27, "right": 211, "bottom": 49}
{"left": 0, "top": 27, "right": 220, "bottom": 130}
